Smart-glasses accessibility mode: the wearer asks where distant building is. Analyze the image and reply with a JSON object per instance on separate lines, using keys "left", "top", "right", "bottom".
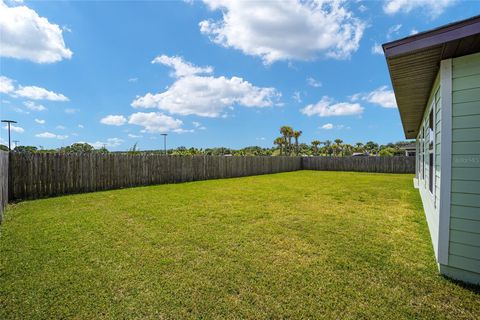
{"left": 384, "top": 15, "right": 480, "bottom": 285}
{"left": 400, "top": 143, "right": 416, "bottom": 157}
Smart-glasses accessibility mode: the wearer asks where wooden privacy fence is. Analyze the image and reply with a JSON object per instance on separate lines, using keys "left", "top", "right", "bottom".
{"left": 302, "top": 156, "right": 415, "bottom": 173}
{"left": 6, "top": 153, "right": 415, "bottom": 202}
{"left": 9, "top": 154, "right": 302, "bottom": 200}
{"left": 0, "top": 151, "right": 8, "bottom": 223}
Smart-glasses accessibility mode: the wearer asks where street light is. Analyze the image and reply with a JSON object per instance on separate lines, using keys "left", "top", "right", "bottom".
{"left": 1, "top": 119, "right": 17, "bottom": 151}
{"left": 161, "top": 133, "right": 168, "bottom": 155}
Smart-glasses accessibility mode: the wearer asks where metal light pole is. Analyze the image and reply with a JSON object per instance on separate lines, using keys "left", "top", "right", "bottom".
{"left": 161, "top": 133, "right": 168, "bottom": 155}
{"left": 1, "top": 120, "right": 17, "bottom": 151}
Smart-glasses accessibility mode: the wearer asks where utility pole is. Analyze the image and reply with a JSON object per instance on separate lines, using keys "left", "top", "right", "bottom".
{"left": 161, "top": 133, "right": 168, "bottom": 155}
{"left": 13, "top": 140, "right": 19, "bottom": 149}
{"left": 1, "top": 119, "right": 17, "bottom": 151}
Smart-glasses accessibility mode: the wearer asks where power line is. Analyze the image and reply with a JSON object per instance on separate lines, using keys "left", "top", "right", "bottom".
{"left": 161, "top": 134, "right": 168, "bottom": 155}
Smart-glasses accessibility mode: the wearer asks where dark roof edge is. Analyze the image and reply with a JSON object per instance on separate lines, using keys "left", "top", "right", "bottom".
{"left": 382, "top": 15, "right": 480, "bottom": 58}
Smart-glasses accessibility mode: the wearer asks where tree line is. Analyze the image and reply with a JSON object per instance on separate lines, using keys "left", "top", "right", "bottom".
{"left": 0, "top": 125, "right": 413, "bottom": 157}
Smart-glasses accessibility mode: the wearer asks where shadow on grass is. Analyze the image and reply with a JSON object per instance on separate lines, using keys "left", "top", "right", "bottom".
{"left": 442, "top": 275, "right": 480, "bottom": 294}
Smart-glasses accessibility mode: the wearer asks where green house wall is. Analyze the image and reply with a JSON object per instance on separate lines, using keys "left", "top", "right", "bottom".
{"left": 415, "top": 52, "right": 480, "bottom": 284}
{"left": 444, "top": 52, "right": 480, "bottom": 282}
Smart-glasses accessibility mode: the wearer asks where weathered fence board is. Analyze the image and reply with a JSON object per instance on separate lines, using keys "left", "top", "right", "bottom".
{"left": 302, "top": 156, "right": 415, "bottom": 174}
{"left": 0, "top": 151, "right": 8, "bottom": 223}
{"left": 9, "top": 154, "right": 303, "bottom": 200}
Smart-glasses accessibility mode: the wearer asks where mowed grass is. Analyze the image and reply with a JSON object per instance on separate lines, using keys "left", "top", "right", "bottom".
{"left": 1, "top": 171, "right": 479, "bottom": 319}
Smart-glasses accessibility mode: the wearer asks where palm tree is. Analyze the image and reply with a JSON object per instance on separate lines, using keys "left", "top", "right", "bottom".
{"left": 334, "top": 139, "right": 343, "bottom": 157}
{"left": 324, "top": 140, "right": 332, "bottom": 156}
{"left": 274, "top": 137, "right": 284, "bottom": 155}
{"left": 280, "top": 126, "right": 294, "bottom": 155}
{"left": 343, "top": 143, "right": 353, "bottom": 156}
{"left": 311, "top": 140, "right": 320, "bottom": 156}
{"left": 365, "top": 141, "right": 379, "bottom": 156}
{"left": 355, "top": 142, "right": 364, "bottom": 153}
{"left": 293, "top": 130, "right": 302, "bottom": 155}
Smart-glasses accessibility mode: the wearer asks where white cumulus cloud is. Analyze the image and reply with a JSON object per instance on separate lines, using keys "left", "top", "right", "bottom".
{"left": 0, "top": 75, "right": 68, "bottom": 102}
{"left": 307, "top": 77, "right": 322, "bottom": 88}
{"left": 320, "top": 123, "right": 349, "bottom": 130}
{"left": 24, "top": 100, "right": 47, "bottom": 111}
{"left": 0, "top": 0, "right": 72, "bottom": 63}
{"left": 128, "top": 112, "right": 183, "bottom": 133}
{"left": 133, "top": 56, "right": 280, "bottom": 117}
{"left": 64, "top": 108, "right": 78, "bottom": 114}
{"left": 152, "top": 55, "right": 213, "bottom": 78}
{"left": 383, "top": 0, "right": 456, "bottom": 17}
{"left": 100, "top": 115, "right": 127, "bottom": 126}
{"left": 353, "top": 86, "right": 397, "bottom": 109}
{"left": 36, "top": 131, "right": 67, "bottom": 139}
{"left": 387, "top": 24, "right": 402, "bottom": 39}
{"left": 35, "top": 118, "right": 45, "bottom": 124}
{"left": 15, "top": 85, "right": 68, "bottom": 101}
{"left": 371, "top": 43, "right": 383, "bottom": 55}
{"left": 3, "top": 124, "right": 24, "bottom": 133}
{"left": 301, "top": 96, "right": 363, "bottom": 117}
{"left": 89, "top": 138, "right": 123, "bottom": 149}
{"left": 0, "top": 75, "right": 15, "bottom": 93}
{"left": 199, "top": 0, "right": 365, "bottom": 64}
{"left": 292, "top": 91, "right": 302, "bottom": 103}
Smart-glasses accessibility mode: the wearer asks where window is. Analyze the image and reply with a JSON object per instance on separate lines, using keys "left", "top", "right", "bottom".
{"left": 419, "top": 130, "right": 424, "bottom": 179}
{"left": 429, "top": 109, "right": 434, "bottom": 193}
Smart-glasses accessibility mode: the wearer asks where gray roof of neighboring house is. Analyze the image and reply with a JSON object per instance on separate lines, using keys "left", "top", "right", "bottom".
{"left": 383, "top": 15, "right": 480, "bottom": 139}
{"left": 400, "top": 143, "right": 416, "bottom": 151}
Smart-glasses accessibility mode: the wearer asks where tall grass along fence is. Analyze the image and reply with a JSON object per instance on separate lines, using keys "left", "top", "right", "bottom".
{"left": 6, "top": 153, "right": 415, "bottom": 202}
{"left": 302, "top": 156, "right": 415, "bottom": 173}
{"left": 0, "top": 151, "right": 8, "bottom": 223}
{"left": 9, "top": 154, "right": 302, "bottom": 201}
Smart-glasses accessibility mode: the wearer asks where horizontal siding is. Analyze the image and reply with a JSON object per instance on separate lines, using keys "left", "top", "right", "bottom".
{"left": 452, "top": 128, "right": 480, "bottom": 142}
{"left": 449, "top": 53, "right": 480, "bottom": 277}
{"left": 452, "top": 114, "right": 480, "bottom": 129}
{"left": 452, "top": 155, "right": 480, "bottom": 168}
{"left": 449, "top": 254, "right": 480, "bottom": 274}
{"left": 450, "top": 217, "right": 480, "bottom": 234}
{"left": 451, "top": 180, "right": 480, "bottom": 194}
{"left": 450, "top": 230, "right": 480, "bottom": 246}
{"left": 452, "top": 101, "right": 480, "bottom": 117}
{"left": 452, "top": 87, "right": 480, "bottom": 104}
{"left": 452, "top": 141, "right": 480, "bottom": 154}
{"left": 452, "top": 167, "right": 480, "bottom": 179}
{"left": 450, "top": 243, "right": 480, "bottom": 260}
{"left": 453, "top": 52, "right": 480, "bottom": 77}
{"left": 452, "top": 73, "right": 480, "bottom": 91}
{"left": 451, "top": 205, "right": 480, "bottom": 220}
{"left": 451, "top": 193, "right": 480, "bottom": 207}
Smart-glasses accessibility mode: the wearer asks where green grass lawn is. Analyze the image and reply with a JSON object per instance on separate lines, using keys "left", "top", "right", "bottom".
{"left": 0, "top": 171, "right": 478, "bottom": 319}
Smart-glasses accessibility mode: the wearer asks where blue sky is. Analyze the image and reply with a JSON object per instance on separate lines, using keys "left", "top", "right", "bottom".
{"left": 1, "top": 0, "right": 479, "bottom": 151}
